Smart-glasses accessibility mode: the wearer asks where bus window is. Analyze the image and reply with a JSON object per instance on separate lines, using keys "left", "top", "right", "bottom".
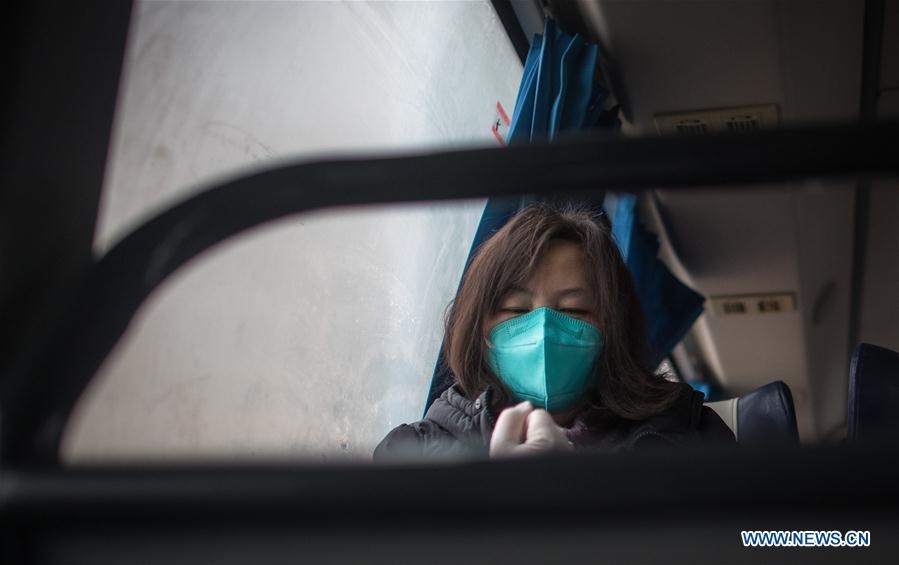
{"left": 62, "top": 0, "right": 522, "bottom": 463}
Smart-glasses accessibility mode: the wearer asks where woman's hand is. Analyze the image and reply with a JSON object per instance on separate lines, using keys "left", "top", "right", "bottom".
{"left": 489, "top": 401, "right": 574, "bottom": 457}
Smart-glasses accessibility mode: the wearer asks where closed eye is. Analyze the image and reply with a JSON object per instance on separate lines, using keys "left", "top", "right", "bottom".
{"left": 560, "top": 309, "right": 590, "bottom": 315}
{"left": 500, "top": 308, "right": 529, "bottom": 314}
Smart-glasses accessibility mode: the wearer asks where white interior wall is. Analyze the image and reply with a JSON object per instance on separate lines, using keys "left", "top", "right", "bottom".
{"left": 869, "top": 35, "right": 899, "bottom": 353}
{"left": 585, "top": 0, "right": 866, "bottom": 441}
{"left": 862, "top": 1, "right": 899, "bottom": 353}
{"left": 792, "top": 185, "right": 857, "bottom": 440}
{"left": 63, "top": 0, "right": 522, "bottom": 462}
{"left": 650, "top": 186, "right": 827, "bottom": 440}
{"left": 859, "top": 181, "right": 899, "bottom": 352}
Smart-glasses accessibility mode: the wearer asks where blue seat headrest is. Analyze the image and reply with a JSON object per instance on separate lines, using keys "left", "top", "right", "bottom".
{"left": 848, "top": 343, "right": 899, "bottom": 443}
{"left": 736, "top": 380, "right": 800, "bottom": 446}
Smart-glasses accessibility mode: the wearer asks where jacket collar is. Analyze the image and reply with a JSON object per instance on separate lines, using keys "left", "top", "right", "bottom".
{"left": 424, "top": 381, "right": 707, "bottom": 450}
{"left": 424, "top": 384, "right": 504, "bottom": 449}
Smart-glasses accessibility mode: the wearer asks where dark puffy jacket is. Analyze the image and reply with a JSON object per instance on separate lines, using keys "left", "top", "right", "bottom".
{"left": 373, "top": 382, "right": 735, "bottom": 461}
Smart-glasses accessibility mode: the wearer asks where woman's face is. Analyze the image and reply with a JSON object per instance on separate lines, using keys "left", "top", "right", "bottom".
{"left": 484, "top": 239, "right": 599, "bottom": 334}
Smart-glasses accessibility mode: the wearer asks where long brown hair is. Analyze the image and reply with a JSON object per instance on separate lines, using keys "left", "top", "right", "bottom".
{"left": 443, "top": 203, "right": 681, "bottom": 420}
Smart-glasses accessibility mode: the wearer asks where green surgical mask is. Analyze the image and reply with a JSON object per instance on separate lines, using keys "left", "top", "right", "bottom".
{"left": 486, "top": 307, "right": 603, "bottom": 412}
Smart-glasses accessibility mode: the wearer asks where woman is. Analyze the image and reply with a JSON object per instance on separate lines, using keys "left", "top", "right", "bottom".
{"left": 374, "top": 204, "right": 734, "bottom": 460}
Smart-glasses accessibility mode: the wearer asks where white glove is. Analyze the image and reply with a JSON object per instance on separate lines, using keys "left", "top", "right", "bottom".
{"left": 489, "top": 401, "right": 574, "bottom": 457}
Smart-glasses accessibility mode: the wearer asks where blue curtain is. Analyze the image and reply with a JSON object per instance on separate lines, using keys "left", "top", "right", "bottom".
{"left": 507, "top": 18, "right": 607, "bottom": 143}
{"left": 603, "top": 192, "right": 705, "bottom": 367}
{"left": 424, "top": 19, "right": 703, "bottom": 412}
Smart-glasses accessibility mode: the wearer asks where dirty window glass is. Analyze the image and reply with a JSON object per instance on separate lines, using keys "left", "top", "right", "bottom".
{"left": 63, "top": 0, "right": 522, "bottom": 463}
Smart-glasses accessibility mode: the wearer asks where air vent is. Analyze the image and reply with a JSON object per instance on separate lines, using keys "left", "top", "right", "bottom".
{"left": 674, "top": 119, "right": 709, "bottom": 135}
{"left": 709, "top": 293, "right": 796, "bottom": 317}
{"left": 655, "top": 105, "right": 778, "bottom": 135}
{"left": 724, "top": 115, "right": 761, "bottom": 132}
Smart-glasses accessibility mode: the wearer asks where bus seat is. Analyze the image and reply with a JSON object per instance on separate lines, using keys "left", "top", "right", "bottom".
{"left": 848, "top": 343, "right": 899, "bottom": 443}
{"left": 705, "top": 381, "right": 799, "bottom": 445}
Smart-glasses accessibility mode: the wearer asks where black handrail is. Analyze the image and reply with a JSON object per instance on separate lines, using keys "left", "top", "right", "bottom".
{"left": 2, "top": 123, "right": 897, "bottom": 463}
{"left": 3, "top": 446, "right": 898, "bottom": 562}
